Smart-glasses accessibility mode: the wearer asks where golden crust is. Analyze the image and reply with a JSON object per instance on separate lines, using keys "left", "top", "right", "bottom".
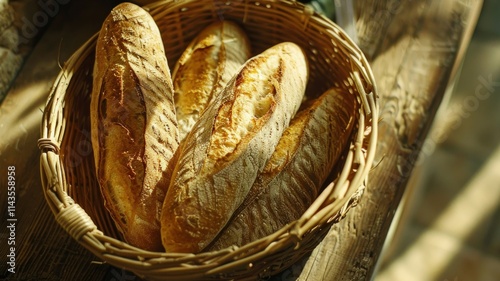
{"left": 172, "top": 21, "right": 251, "bottom": 141}
{"left": 161, "top": 42, "right": 309, "bottom": 253}
{"left": 207, "top": 88, "right": 357, "bottom": 250}
{"left": 90, "top": 2, "right": 178, "bottom": 251}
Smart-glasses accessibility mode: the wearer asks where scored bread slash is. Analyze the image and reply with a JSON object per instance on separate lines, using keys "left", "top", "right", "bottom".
{"left": 206, "top": 88, "right": 358, "bottom": 251}
{"left": 90, "top": 2, "right": 178, "bottom": 251}
{"left": 161, "top": 42, "right": 309, "bottom": 253}
{"left": 172, "top": 20, "right": 251, "bottom": 141}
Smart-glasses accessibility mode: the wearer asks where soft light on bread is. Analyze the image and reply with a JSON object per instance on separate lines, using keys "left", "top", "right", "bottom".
{"left": 90, "top": 2, "right": 178, "bottom": 251}
{"left": 161, "top": 42, "right": 309, "bottom": 253}
{"left": 206, "top": 88, "right": 357, "bottom": 250}
{"left": 172, "top": 20, "right": 251, "bottom": 141}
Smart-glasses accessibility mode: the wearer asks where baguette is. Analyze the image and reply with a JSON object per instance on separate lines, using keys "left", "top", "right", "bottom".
{"left": 207, "top": 88, "right": 357, "bottom": 250}
{"left": 90, "top": 2, "right": 178, "bottom": 251}
{"left": 172, "top": 20, "right": 251, "bottom": 141}
{"left": 161, "top": 42, "right": 309, "bottom": 253}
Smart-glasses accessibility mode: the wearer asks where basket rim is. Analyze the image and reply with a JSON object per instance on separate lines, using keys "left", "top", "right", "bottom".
{"left": 38, "top": 0, "right": 379, "bottom": 279}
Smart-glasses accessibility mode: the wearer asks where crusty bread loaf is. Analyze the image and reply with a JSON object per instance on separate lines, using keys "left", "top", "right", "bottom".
{"left": 161, "top": 42, "right": 309, "bottom": 253}
{"left": 90, "top": 2, "right": 178, "bottom": 251}
{"left": 172, "top": 20, "right": 251, "bottom": 141}
{"left": 206, "top": 88, "right": 357, "bottom": 251}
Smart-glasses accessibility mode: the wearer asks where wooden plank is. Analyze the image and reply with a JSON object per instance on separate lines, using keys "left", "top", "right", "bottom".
{"left": 0, "top": 1, "right": 120, "bottom": 280}
{"left": 271, "top": 0, "right": 483, "bottom": 280}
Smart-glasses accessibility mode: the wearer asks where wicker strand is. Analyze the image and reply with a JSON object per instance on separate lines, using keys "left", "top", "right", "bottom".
{"left": 242, "top": 0, "right": 249, "bottom": 23}
{"left": 38, "top": 138, "right": 61, "bottom": 154}
{"left": 56, "top": 203, "right": 97, "bottom": 241}
{"left": 301, "top": 4, "right": 315, "bottom": 30}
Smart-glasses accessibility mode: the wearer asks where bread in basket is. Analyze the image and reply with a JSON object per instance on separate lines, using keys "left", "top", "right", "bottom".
{"left": 38, "top": 0, "right": 378, "bottom": 280}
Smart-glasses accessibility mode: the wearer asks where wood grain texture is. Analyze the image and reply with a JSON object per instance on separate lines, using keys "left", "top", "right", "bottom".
{"left": 272, "top": 0, "right": 483, "bottom": 280}
{"left": 0, "top": 0, "right": 121, "bottom": 280}
{"left": 0, "top": 0, "right": 481, "bottom": 280}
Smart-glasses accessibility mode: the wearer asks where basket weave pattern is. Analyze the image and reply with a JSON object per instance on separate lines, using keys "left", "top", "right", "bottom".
{"left": 38, "top": 1, "right": 378, "bottom": 280}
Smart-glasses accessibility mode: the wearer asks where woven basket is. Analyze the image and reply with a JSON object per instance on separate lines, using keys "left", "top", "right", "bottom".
{"left": 38, "top": 0, "right": 378, "bottom": 280}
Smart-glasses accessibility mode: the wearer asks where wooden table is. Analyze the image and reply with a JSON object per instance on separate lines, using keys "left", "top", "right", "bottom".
{"left": 0, "top": 0, "right": 482, "bottom": 280}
